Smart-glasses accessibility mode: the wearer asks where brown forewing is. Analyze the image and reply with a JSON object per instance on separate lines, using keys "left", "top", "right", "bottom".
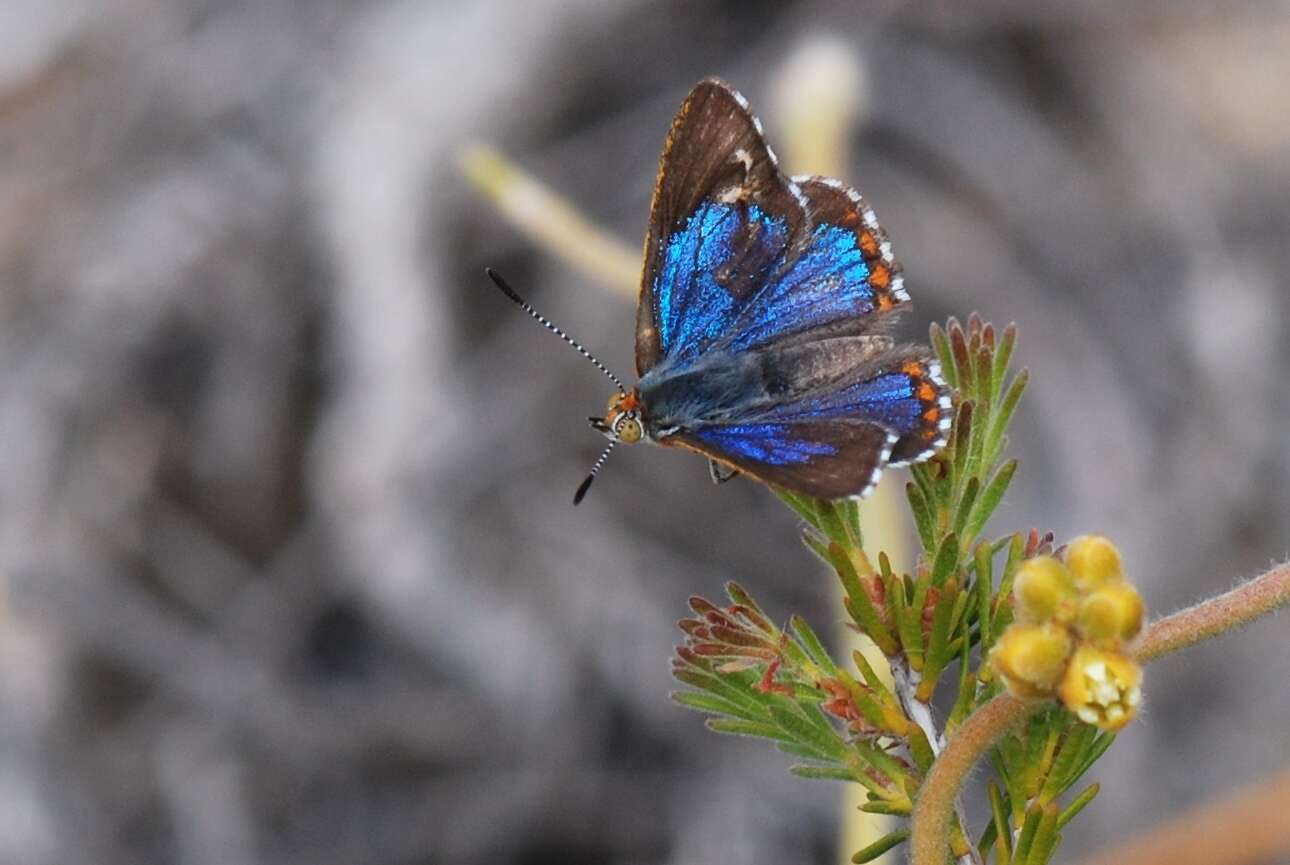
{"left": 635, "top": 79, "right": 807, "bottom": 375}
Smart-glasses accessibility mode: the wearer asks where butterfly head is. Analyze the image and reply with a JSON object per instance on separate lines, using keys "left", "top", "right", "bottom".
{"left": 591, "top": 390, "right": 645, "bottom": 444}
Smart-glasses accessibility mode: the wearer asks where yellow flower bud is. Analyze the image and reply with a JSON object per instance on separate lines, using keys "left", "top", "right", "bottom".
{"left": 1013, "top": 556, "right": 1076, "bottom": 623}
{"left": 1065, "top": 535, "right": 1123, "bottom": 591}
{"left": 1058, "top": 646, "right": 1142, "bottom": 731}
{"left": 990, "top": 623, "right": 1074, "bottom": 697}
{"left": 1076, "top": 582, "right": 1145, "bottom": 647}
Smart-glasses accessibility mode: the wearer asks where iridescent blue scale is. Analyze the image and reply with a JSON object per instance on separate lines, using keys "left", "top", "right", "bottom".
{"left": 653, "top": 202, "right": 885, "bottom": 363}
{"left": 693, "top": 423, "right": 839, "bottom": 466}
{"left": 727, "top": 222, "right": 875, "bottom": 353}
{"left": 656, "top": 201, "right": 788, "bottom": 363}
{"left": 766, "top": 372, "right": 922, "bottom": 429}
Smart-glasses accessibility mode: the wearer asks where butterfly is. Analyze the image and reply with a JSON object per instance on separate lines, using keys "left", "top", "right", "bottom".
{"left": 489, "top": 78, "right": 951, "bottom": 504}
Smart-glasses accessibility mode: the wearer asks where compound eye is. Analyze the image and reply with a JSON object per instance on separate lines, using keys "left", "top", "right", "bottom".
{"left": 615, "top": 416, "right": 643, "bottom": 444}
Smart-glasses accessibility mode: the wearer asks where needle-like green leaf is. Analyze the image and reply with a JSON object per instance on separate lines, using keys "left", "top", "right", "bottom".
{"left": 851, "top": 829, "right": 910, "bottom": 863}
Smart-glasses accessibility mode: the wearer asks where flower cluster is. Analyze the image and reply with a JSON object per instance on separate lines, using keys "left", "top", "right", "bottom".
{"left": 990, "top": 536, "right": 1144, "bottom": 730}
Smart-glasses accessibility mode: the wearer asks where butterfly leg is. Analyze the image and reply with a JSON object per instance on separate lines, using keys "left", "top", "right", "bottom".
{"left": 708, "top": 459, "right": 740, "bottom": 485}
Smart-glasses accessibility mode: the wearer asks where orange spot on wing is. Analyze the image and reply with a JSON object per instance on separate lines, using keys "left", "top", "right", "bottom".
{"left": 858, "top": 230, "right": 880, "bottom": 257}
{"left": 869, "top": 264, "right": 890, "bottom": 290}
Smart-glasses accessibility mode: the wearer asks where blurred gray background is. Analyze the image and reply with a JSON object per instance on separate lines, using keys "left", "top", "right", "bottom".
{"left": 1, "top": 1, "right": 1288, "bottom": 864}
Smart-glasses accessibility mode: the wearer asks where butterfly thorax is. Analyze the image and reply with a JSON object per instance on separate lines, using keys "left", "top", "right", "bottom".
{"left": 638, "top": 350, "right": 769, "bottom": 439}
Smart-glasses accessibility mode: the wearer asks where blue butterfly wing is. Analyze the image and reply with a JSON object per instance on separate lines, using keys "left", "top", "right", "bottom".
{"left": 672, "top": 419, "right": 896, "bottom": 500}
{"left": 656, "top": 344, "right": 950, "bottom": 498}
{"left": 723, "top": 176, "right": 909, "bottom": 353}
{"left": 636, "top": 79, "right": 806, "bottom": 375}
{"left": 650, "top": 199, "right": 792, "bottom": 368}
{"left": 750, "top": 349, "right": 952, "bottom": 467}
{"left": 638, "top": 98, "right": 910, "bottom": 371}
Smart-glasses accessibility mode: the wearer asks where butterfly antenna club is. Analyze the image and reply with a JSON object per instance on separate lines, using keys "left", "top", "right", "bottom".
{"left": 573, "top": 439, "right": 617, "bottom": 505}
{"left": 485, "top": 268, "right": 627, "bottom": 394}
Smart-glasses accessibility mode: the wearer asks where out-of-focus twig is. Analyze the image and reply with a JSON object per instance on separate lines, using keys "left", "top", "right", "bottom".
{"left": 1071, "top": 765, "right": 1290, "bottom": 865}
{"left": 460, "top": 145, "right": 640, "bottom": 295}
{"left": 771, "top": 36, "right": 867, "bottom": 181}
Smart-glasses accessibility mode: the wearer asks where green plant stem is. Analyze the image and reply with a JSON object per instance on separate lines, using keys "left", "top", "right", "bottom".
{"left": 909, "top": 559, "right": 1290, "bottom": 865}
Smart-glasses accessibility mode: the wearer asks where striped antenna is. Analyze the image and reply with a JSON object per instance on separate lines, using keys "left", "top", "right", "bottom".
{"left": 573, "top": 439, "right": 616, "bottom": 505}
{"left": 485, "top": 268, "right": 627, "bottom": 395}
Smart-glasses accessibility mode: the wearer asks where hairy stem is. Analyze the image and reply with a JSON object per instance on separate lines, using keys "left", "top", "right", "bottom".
{"left": 892, "top": 660, "right": 982, "bottom": 865}
{"left": 1134, "top": 560, "right": 1290, "bottom": 662}
{"left": 909, "top": 694, "right": 1035, "bottom": 865}
{"left": 909, "top": 560, "right": 1290, "bottom": 865}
